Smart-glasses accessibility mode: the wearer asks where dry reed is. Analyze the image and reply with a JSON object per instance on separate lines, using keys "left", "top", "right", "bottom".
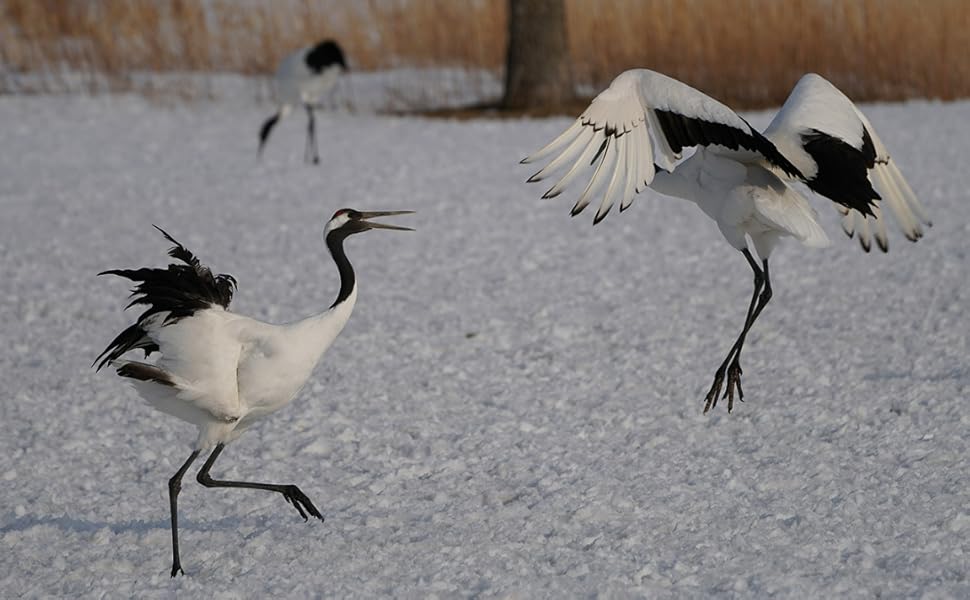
{"left": 1, "top": 0, "right": 967, "bottom": 107}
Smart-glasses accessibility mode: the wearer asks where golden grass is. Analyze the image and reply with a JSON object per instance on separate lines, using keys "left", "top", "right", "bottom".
{"left": 1, "top": 0, "right": 968, "bottom": 106}
{"left": 570, "top": 0, "right": 970, "bottom": 107}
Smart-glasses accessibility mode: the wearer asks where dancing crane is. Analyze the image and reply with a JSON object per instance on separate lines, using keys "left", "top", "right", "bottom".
{"left": 259, "top": 39, "right": 349, "bottom": 164}
{"left": 95, "top": 209, "right": 412, "bottom": 576}
{"left": 522, "top": 70, "right": 930, "bottom": 413}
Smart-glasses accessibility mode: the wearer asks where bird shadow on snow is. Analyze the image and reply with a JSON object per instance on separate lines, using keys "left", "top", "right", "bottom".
{"left": 0, "top": 512, "right": 276, "bottom": 537}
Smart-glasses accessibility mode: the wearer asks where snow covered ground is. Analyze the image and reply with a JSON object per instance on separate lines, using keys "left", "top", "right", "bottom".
{"left": 0, "top": 93, "right": 968, "bottom": 597}
{"left": 1, "top": 68, "right": 503, "bottom": 114}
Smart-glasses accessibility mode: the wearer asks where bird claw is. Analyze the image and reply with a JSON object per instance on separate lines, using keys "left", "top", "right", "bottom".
{"left": 280, "top": 485, "right": 324, "bottom": 522}
{"left": 171, "top": 562, "right": 184, "bottom": 578}
{"left": 703, "top": 367, "right": 726, "bottom": 414}
{"left": 722, "top": 360, "right": 744, "bottom": 412}
{"left": 703, "top": 360, "right": 745, "bottom": 414}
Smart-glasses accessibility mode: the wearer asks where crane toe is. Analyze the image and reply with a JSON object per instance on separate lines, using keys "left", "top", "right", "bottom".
{"left": 703, "top": 368, "right": 726, "bottom": 413}
{"left": 704, "top": 359, "right": 746, "bottom": 413}
{"left": 280, "top": 485, "right": 324, "bottom": 522}
{"left": 724, "top": 360, "right": 745, "bottom": 412}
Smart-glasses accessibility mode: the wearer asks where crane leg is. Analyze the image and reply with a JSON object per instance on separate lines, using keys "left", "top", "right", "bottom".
{"left": 169, "top": 449, "right": 201, "bottom": 577}
{"left": 258, "top": 112, "right": 280, "bottom": 157}
{"left": 304, "top": 106, "right": 320, "bottom": 165}
{"left": 196, "top": 443, "right": 324, "bottom": 522}
{"left": 704, "top": 250, "right": 772, "bottom": 413}
{"left": 725, "top": 257, "right": 772, "bottom": 408}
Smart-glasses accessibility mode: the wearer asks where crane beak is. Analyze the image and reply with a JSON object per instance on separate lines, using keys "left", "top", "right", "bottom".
{"left": 359, "top": 210, "right": 415, "bottom": 231}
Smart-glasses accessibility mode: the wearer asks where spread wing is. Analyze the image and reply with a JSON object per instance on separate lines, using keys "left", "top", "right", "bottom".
{"left": 522, "top": 68, "right": 802, "bottom": 224}
{"left": 764, "top": 73, "right": 931, "bottom": 252}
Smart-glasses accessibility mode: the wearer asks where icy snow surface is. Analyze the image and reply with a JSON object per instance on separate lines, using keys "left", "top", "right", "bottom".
{"left": 0, "top": 94, "right": 968, "bottom": 597}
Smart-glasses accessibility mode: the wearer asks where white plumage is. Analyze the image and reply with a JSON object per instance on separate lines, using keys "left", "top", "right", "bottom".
{"left": 119, "top": 298, "right": 355, "bottom": 448}
{"left": 523, "top": 69, "right": 931, "bottom": 412}
{"left": 259, "top": 39, "right": 349, "bottom": 164}
{"left": 96, "top": 209, "right": 412, "bottom": 576}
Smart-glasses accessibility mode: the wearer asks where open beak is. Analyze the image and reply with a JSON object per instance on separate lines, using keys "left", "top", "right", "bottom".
{"left": 359, "top": 210, "right": 415, "bottom": 231}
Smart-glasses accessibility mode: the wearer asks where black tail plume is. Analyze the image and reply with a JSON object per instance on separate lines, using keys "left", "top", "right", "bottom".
{"left": 95, "top": 227, "right": 236, "bottom": 369}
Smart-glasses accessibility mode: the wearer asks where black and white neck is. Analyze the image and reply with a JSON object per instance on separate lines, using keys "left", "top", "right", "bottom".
{"left": 320, "top": 207, "right": 413, "bottom": 311}
{"left": 325, "top": 227, "right": 357, "bottom": 310}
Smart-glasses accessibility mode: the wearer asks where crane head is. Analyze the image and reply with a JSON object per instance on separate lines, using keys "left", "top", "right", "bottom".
{"left": 324, "top": 209, "right": 414, "bottom": 237}
{"left": 307, "top": 40, "right": 349, "bottom": 73}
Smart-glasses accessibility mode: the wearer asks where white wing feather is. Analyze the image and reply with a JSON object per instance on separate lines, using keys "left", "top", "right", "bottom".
{"left": 523, "top": 69, "right": 764, "bottom": 223}
{"left": 145, "top": 308, "right": 244, "bottom": 422}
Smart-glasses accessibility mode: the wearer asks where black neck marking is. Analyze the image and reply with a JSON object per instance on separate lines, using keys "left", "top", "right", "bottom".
{"left": 326, "top": 229, "right": 356, "bottom": 309}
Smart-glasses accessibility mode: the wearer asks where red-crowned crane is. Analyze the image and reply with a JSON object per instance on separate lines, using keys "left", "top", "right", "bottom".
{"left": 259, "top": 39, "right": 348, "bottom": 164}
{"left": 95, "top": 209, "right": 412, "bottom": 576}
{"left": 523, "top": 71, "right": 930, "bottom": 413}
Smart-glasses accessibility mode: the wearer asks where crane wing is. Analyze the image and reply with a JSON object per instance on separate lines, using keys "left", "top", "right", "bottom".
{"left": 522, "top": 69, "right": 802, "bottom": 223}
{"left": 764, "top": 73, "right": 931, "bottom": 252}
{"left": 106, "top": 309, "right": 244, "bottom": 425}
{"left": 95, "top": 226, "right": 237, "bottom": 370}
{"left": 96, "top": 228, "right": 243, "bottom": 423}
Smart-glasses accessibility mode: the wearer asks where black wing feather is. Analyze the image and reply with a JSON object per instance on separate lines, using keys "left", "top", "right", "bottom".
{"left": 94, "top": 227, "right": 237, "bottom": 371}
{"left": 93, "top": 323, "right": 152, "bottom": 370}
{"left": 654, "top": 109, "right": 804, "bottom": 179}
{"left": 115, "top": 362, "right": 175, "bottom": 387}
{"left": 801, "top": 128, "right": 880, "bottom": 216}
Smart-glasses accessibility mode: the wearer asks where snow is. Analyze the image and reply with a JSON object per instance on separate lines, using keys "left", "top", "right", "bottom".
{"left": 1, "top": 93, "right": 968, "bottom": 597}
{"left": 1, "top": 68, "right": 503, "bottom": 113}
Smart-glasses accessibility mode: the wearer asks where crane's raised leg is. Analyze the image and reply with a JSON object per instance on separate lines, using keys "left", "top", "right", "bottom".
{"left": 196, "top": 444, "right": 324, "bottom": 521}
{"left": 169, "top": 449, "right": 201, "bottom": 577}
{"left": 304, "top": 106, "right": 320, "bottom": 165}
{"left": 704, "top": 250, "right": 772, "bottom": 413}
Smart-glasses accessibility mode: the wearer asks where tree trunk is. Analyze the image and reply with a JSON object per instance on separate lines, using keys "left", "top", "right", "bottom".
{"left": 502, "top": 0, "right": 574, "bottom": 110}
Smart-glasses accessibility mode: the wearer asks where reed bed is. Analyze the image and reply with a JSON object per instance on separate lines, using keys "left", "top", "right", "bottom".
{"left": 1, "top": 0, "right": 967, "bottom": 107}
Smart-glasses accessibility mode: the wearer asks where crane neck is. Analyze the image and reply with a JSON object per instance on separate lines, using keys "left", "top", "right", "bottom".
{"left": 325, "top": 229, "right": 356, "bottom": 309}
{"left": 283, "top": 230, "right": 356, "bottom": 369}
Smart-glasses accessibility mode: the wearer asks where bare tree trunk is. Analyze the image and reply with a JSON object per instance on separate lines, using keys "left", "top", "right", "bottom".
{"left": 502, "top": 0, "right": 574, "bottom": 110}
